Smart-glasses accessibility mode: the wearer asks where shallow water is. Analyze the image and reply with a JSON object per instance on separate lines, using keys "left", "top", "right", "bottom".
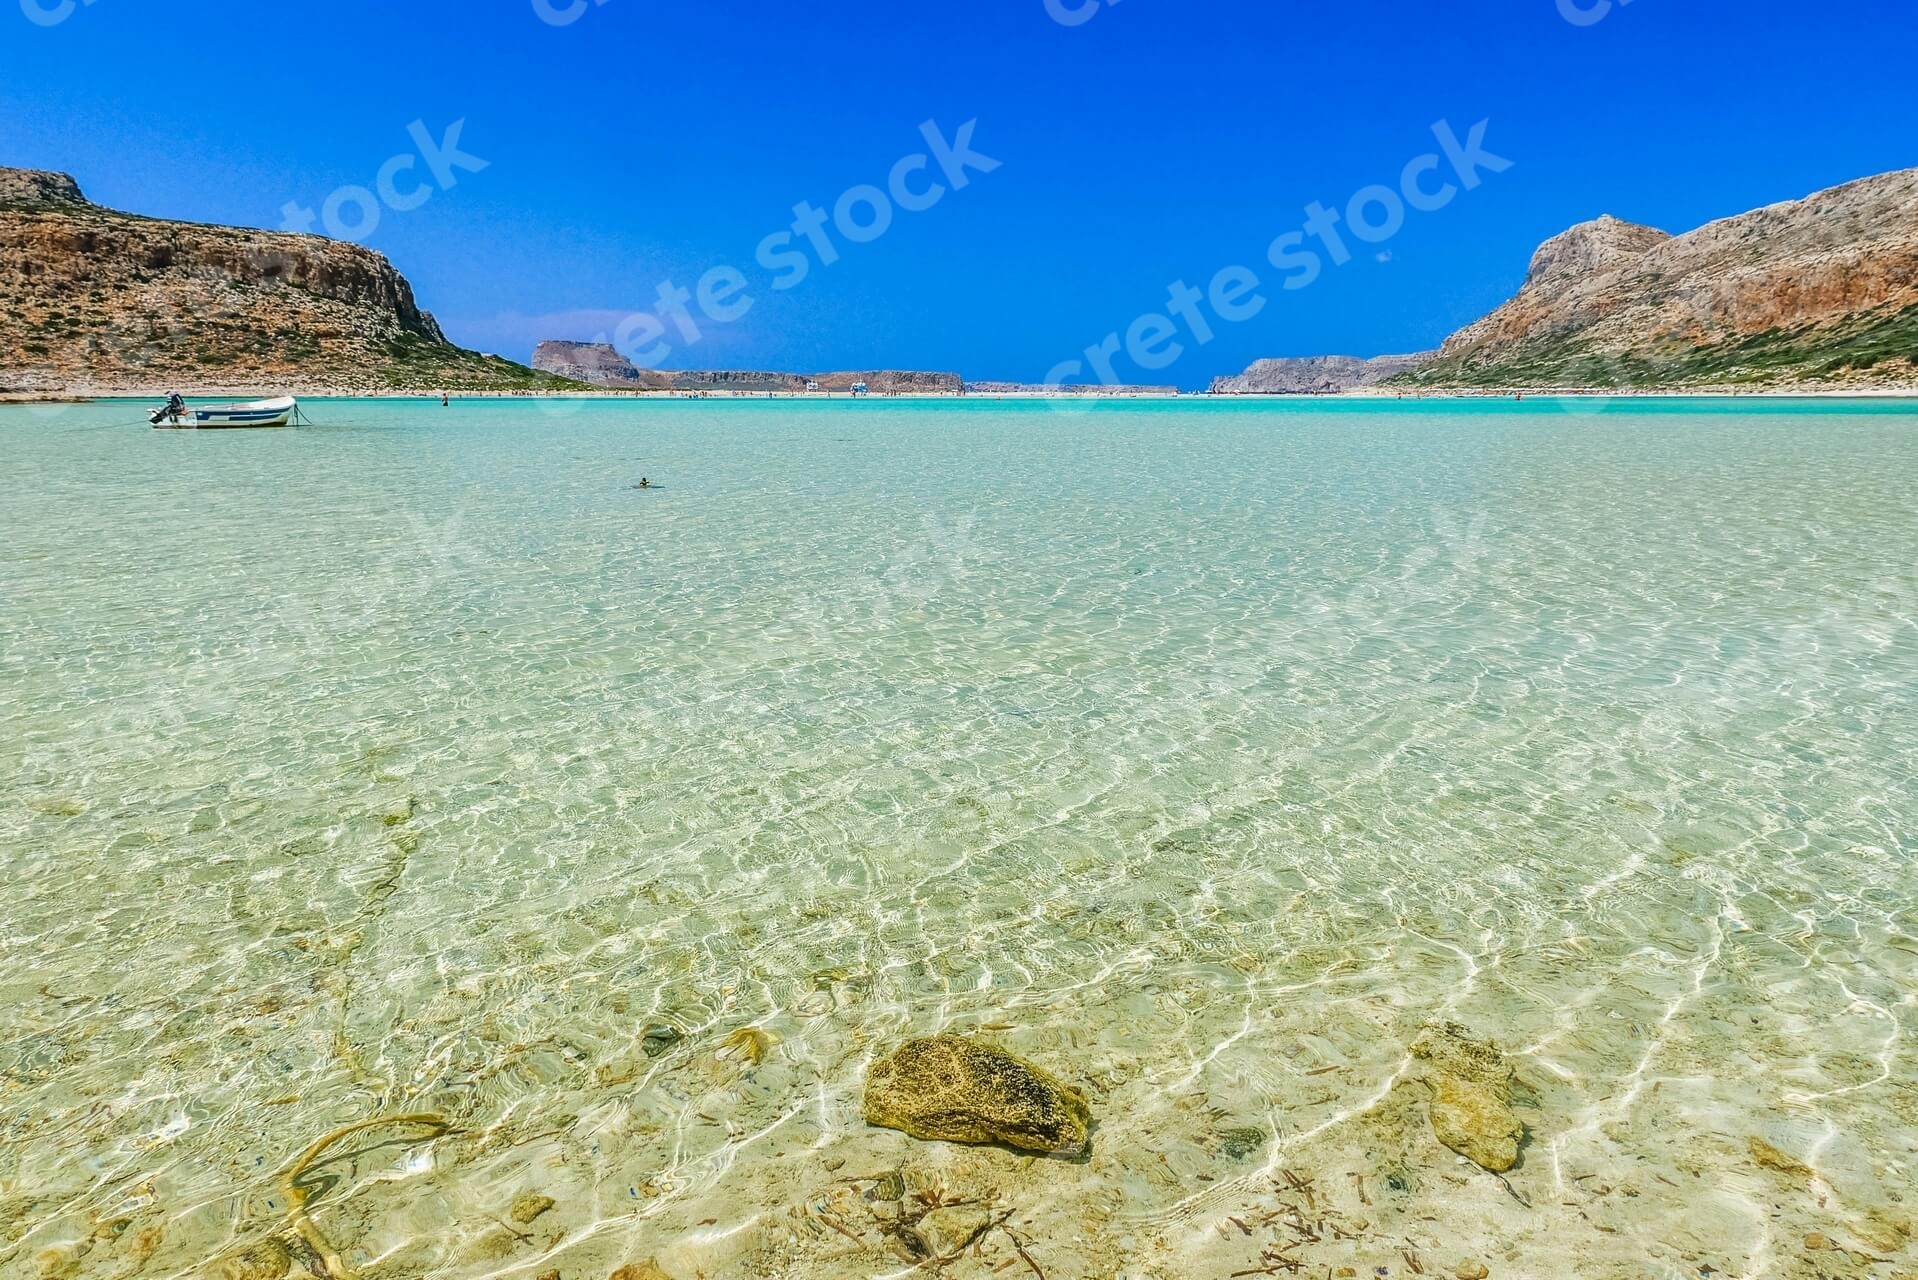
{"left": 3, "top": 396, "right": 1916, "bottom": 1280}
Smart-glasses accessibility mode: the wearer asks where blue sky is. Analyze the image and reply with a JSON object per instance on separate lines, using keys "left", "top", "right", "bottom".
{"left": 4, "top": 0, "right": 1914, "bottom": 387}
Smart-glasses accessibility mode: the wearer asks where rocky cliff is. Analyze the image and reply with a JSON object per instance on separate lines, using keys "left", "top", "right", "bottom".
{"left": 1401, "top": 169, "right": 1918, "bottom": 389}
{"left": 811, "top": 369, "right": 964, "bottom": 395}
{"left": 531, "top": 339, "right": 964, "bottom": 394}
{"left": 0, "top": 167, "right": 576, "bottom": 393}
{"left": 1210, "top": 352, "right": 1433, "bottom": 394}
{"left": 532, "top": 340, "right": 660, "bottom": 388}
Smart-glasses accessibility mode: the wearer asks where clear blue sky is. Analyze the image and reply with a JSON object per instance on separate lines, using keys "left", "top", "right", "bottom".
{"left": 4, "top": 0, "right": 1914, "bottom": 387}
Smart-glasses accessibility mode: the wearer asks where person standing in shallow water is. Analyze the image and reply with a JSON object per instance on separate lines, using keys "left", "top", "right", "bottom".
{"left": 441, "top": 392, "right": 449, "bottom": 407}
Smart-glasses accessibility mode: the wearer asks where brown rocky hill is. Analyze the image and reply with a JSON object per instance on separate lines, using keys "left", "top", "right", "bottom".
{"left": 0, "top": 166, "right": 576, "bottom": 394}
{"left": 531, "top": 339, "right": 964, "bottom": 394}
{"left": 532, "top": 339, "right": 659, "bottom": 388}
{"left": 1399, "top": 168, "right": 1918, "bottom": 389}
{"left": 1210, "top": 352, "right": 1432, "bottom": 394}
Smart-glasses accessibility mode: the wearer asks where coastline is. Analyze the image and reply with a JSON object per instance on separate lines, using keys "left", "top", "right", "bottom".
{"left": 8, "top": 385, "right": 1918, "bottom": 404}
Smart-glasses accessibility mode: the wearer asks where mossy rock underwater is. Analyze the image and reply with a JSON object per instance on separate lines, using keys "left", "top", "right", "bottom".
{"left": 863, "top": 1034, "right": 1092, "bottom": 1156}
{"left": 1412, "top": 1023, "right": 1526, "bottom": 1173}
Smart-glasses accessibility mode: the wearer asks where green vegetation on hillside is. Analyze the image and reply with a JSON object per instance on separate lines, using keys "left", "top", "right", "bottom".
{"left": 379, "top": 331, "right": 583, "bottom": 391}
{"left": 1392, "top": 304, "right": 1918, "bottom": 390}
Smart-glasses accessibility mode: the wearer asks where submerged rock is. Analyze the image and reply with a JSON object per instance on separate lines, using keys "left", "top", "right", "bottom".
{"left": 1412, "top": 1022, "right": 1507, "bottom": 1082}
{"left": 33, "top": 1243, "right": 91, "bottom": 1280}
{"left": 1749, "top": 1135, "right": 1812, "bottom": 1179}
{"left": 1217, "top": 1126, "right": 1267, "bottom": 1161}
{"left": 904, "top": 1203, "right": 994, "bottom": 1260}
{"left": 639, "top": 1024, "right": 683, "bottom": 1058}
{"left": 1429, "top": 1076, "right": 1524, "bottom": 1173}
{"left": 26, "top": 797, "right": 85, "bottom": 817}
{"left": 717, "top": 1026, "right": 780, "bottom": 1065}
{"left": 509, "top": 1192, "right": 556, "bottom": 1225}
{"left": 864, "top": 1035, "right": 1091, "bottom": 1155}
{"left": 1412, "top": 1023, "right": 1526, "bottom": 1173}
{"left": 609, "top": 1263, "right": 675, "bottom": 1280}
{"left": 212, "top": 1240, "right": 291, "bottom": 1280}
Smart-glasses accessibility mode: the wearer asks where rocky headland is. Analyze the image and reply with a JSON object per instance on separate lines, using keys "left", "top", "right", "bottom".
{"left": 530, "top": 341, "right": 1187, "bottom": 396}
{"left": 531, "top": 339, "right": 656, "bottom": 388}
{"left": 531, "top": 341, "right": 963, "bottom": 395}
{"left": 1225, "top": 167, "right": 1918, "bottom": 393}
{"left": 1209, "top": 352, "right": 1432, "bottom": 394}
{"left": 1399, "top": 167, "right": 1918, "bottom": 390}
{"left": 0, "top": 166, "right": 576, "bottom": 395}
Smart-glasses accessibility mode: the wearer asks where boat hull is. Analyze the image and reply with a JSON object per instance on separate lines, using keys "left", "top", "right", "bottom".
{"left": 152, "top": 396, "right": 297, "bottom": 429}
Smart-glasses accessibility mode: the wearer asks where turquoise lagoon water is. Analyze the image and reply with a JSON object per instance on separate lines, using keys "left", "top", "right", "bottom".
{"left": 2, "top": 397, "right": 1916, "bottom": 1280}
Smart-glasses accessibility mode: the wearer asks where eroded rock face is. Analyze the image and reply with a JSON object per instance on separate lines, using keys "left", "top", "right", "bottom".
{"left": 1520, "top": 214, "right": 1674, "bottom": 292}
{"left": 0, "top": 168, "right": 87, "bottom": 208}
{"left": 532, "top": 340, "right": 659, "bottom": 388}
{"left": 0, "top": 165, "right": 564, "bottom": 393}
{"left": 1412, "top": 1023, "right": 1526, "bottom": 1173}
{"left": 1209, "top": 352, "right": 1434, "bottom": 394}
{"left": 1409, "top": 167, "right": 1918, "bottom": 387}
{"left": 864, "top": 1035, "right": 1091, "bottom": 1155}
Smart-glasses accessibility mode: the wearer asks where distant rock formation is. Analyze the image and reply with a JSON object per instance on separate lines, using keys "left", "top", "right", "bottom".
{"left": 1401, "top": 168, "right": 1918, "bottom": 388}
{"left": 813, "top": 369, "right": 963, "bottom": 395}
{"left": 0, "top": 169, "right": 87, "bottom": 208}
{"left": 530, "top": 339, "right": 964, "bottom": 394}
{"left": 532, "top": 340, "right": 658, "bottom": 388}
{"left": 665, "top": 369, "right": 964, "bottom": 395}
{"left": 964, "top": 381, "right": 1180, "bottom": 396}
{"left": 0, "top": 166, "right": 575, "bottom": 394}
{"left": 1209, "top": 352, "right": 1433, "bottom": 394}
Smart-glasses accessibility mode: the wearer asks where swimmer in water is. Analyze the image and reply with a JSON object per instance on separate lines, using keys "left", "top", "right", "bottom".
{"left": 636, "top": 477, "right": 651, "bottom": 489}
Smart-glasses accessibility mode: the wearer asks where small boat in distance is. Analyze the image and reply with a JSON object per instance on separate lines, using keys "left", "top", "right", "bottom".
{"left": 150, "top": 395, "right": 298, "bottom": 429}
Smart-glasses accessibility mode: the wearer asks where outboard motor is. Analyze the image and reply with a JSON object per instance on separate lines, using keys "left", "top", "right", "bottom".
{"left": 149, "top": 393, "right": 187, "bottom": 426}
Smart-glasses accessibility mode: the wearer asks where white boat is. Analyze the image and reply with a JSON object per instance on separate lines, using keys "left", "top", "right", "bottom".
{"left": 150, "top": 396, "right": 298, "bottom": 429}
